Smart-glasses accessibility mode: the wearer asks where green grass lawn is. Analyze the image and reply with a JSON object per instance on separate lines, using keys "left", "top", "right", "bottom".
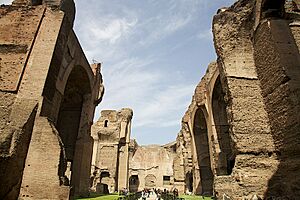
{"left": 179, "top": 195, "right": 213, "bottom": 200}
{"left": 75, "top": 193, "right": 122, "bottom": 200}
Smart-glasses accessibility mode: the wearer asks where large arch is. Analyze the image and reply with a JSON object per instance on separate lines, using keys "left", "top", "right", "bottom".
{"left": 255, "top": 0, "right": 285, "bottom": 26}
{"left": 212, "top": 76, "right": 234, "bottom": 175}
{"left": 261, "top": 0, "right": 285, "bottom": 18}
{"left": 56, "top": 65, "right": 93, "bottom": 197}
{"left": 193, "top": 107, "right": 213, "bottom": 196}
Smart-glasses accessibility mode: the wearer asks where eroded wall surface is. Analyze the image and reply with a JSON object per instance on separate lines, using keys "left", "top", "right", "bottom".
{"left": 0, "top": 0, "right": 104, "bottom": 199}
{"left": 128, "top": 142, "right": 177, "bottom": 192}
{"left": 176, "top": 0, "right": 300, "bottom": 199}
{"left": 91, "top": 108, "right": 133, "bottom": 193}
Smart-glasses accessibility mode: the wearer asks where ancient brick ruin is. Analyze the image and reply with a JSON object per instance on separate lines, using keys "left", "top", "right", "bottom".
{"left": 91, "top": 109, "right": 133, "bottom": 193}
{"left": 1, "top": 0, "right": 300, "bottom": 199}
{"left": 174, "top": 0, "right": 300, "bottom": 199}
{"left": 0, "top": 0, "right": 104, "bottom": 199}
{"left": 128, "top": 142, "right": 177, "bottom": 192}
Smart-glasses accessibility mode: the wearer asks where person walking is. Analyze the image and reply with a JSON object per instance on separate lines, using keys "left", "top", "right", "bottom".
{"left": 142, "top": 189, "right": 148, "bottom": 200}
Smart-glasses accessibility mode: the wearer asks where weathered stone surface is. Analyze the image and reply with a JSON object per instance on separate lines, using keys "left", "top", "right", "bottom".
{"left": 174, "top": 0, "right": 300, "bottom": 199}
{"left": 0, "top": 6, "right": 45, "bottom": 92}
{"left": 91, "top": 108, "right": 133, "bottom": 193}
{"left": 128, "top": 142, "right": 177, "bottom": 192}
{"left": 0, "top": 1, "right": 104, "bottom": 199}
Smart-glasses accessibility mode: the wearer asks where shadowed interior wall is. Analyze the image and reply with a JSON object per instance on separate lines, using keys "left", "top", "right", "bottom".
{"left": 57, "top": 65, "right": 91, "bottom": 194}
{"left": 212, "top": 77, "right": 233, "bottom": 175}
{"left": 193, "top": 108, "right": 213, "bottom": 196}
{"left": 254, "top": 1, "right": 300, "bottom": 197}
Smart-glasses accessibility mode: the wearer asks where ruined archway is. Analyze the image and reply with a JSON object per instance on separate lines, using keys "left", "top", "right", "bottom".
{"left": 260, "top": 0, "right": 285, "bottom": 19}
{"left": 129, "top": 175, "right": 139, "bottom": 192}
{"left": 185, "top": 172, "right": 193, "bottom": 193}
{"left": 56, "top": 65, "right": 92, "bottom": 196}
{"left": 212, "top": 76, "right": 234, "bottom": 175}
{"left": 193, "top": 108, "right": 213, "bottom": 196}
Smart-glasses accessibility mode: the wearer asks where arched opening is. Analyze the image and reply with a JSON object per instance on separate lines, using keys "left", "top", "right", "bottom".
{"left": 212, "top": 77, "right": 234, "bottom": 175}
{"left": 56, "top": 65, "right": 91, "bottom": 195}
{"left": 100, "top": 171, "right": 110, "bottom": 179}
{"left": 129, "top": 175, "right": 139, "bottom": 192}
{"left": 193, "top": 108, "right": 213, "bottom": 196}
{"left": 30, "top": 0, "right": 42, "bottom": 5}
{"left": 261, "top": 0, "right": 285, "bottom": 18}
{"left": 185, "top": 172, "right": 193, "bottom": 193}
{"left": 104, "top": 120, "right": 109, "bottom": 127}
{"left": 95, "top": 171, "right": 111, "bottom": 194}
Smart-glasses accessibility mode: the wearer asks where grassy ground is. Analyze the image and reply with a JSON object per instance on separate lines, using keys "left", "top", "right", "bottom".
{"left": 75, "top": 193, "right": 122, "bottom": 200}
{"left": 179, "top": 195, "right": 213, "bottom": 200}
{"left": 76, "top": 193, "right": 212, "bottom": 200}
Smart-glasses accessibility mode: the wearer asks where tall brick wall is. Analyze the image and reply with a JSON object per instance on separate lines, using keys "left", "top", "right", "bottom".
{"left": 0, "top": 6, "right": 45, "bottom": 92}
{"left": 19, "top": 118, "right": 70, "bottom": 199}
{"left": 91, "top": 109, "right": 133, "bottom": 193}
{"left": 0, "top": 100, "right": 37, "bottom": 199}
{"left": 254, "top": 18, "right": 300, "bottom": 198}
{"left": 0, "top": 4, "right": 45, "bottom": 199}
{"left": 212, "top": 1, "right": 278, "bottom": 198}
{"left": 0, "top": 1, "right": 103, "bottom": 199}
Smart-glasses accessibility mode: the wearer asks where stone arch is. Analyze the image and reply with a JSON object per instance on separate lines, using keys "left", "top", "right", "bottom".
{"left": 56, "top": 65, "right": 93, "bottom": 196}
{"left": 259, "top": 0, "right": 285, "bottom": 19}
{"left": 100, "top": 171, "right": 110, "bottom": 179}
{"left": 185, "top": 172, "right": 193, "bottom": 193}
{"left": 104, "top": 120, "right": 109, "bottom": 127}
{"left": 58, "top": 64, "right": 95, "bottom": 97}
{"left": 211, "top": 76, "right": 234, "bottom": 175}
{"left": 129, "top": 175, "right": 139, "bottom": 192}
{"left": 31, "top": 0, "right": 42, "bottom": 5}
{"left": 193, "top": 107, "right": 213, "bottom": 196}
{"left": 145, "top": 174, "right": 156, "bottom": 188}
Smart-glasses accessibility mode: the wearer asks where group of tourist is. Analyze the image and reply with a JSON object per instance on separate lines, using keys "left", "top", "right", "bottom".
{"left": 141, "top": 188, "right": 179, "bottom": 200}
{"left": 120, "top": 188, "right": 129, "bottom": 196}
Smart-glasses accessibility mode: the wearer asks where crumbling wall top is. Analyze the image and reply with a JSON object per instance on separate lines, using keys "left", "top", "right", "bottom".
{"left": 12, "top": 0, "right": 75, "bottom": 25}
{"left": 194, "top": 61, "right": 217, "bottom": 105}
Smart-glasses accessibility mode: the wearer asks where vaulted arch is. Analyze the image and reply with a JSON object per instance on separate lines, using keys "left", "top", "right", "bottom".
{"left": 212, "top": 76, "right": 234, "bottom": 175}
{"left": 56, "top": 65, "right": 93, "bottom": 196}
{"left": 193, "top": 107, "right": 213, "bottom": 196}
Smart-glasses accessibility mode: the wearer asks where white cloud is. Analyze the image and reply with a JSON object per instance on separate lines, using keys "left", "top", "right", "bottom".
{"left": 96, "top": 57, "right": 162, "bottom": 111}
{"left": 197, "top": 29, "right": 213, "bottom": 40}
{"left": 134, "top": 84, "right": 194, "bottom": 128}
{"left": 89, "top": 18, "right": 137, "bottom": 44}
{"left": 137, "top": 3, "right": 195, "bottom": 47}
{"left": 73, "top": 0, "right": 224, "bottom": 144}
{"left": 165, "top": 15, "right": 192, "bottom": 33}
{"left": 0, "top": 0, "right": 13, "bottom": 4}
{"left": 95, "top": 55, "right": 194, "bottom": 132}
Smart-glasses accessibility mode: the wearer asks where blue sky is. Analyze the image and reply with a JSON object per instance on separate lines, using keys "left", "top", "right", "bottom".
{"left": 1, "top": 0, "right": 236, "bottom": 145}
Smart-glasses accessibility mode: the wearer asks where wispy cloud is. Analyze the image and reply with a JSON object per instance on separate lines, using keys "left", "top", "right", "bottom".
{"left": 134, "top": 84, "right": 194, "bottom": 128}
{"left": 135, "top": 1, "right": 199, "bottom": 47}
{"left": 137, "top": 14, "right": 192, "bottom": 47}
{"left": 89, "top": 17, "right": 137, "bottom": 44}
{"left": 95, "top": 55, "right": 195, "bottom": 132}
{"left": 0, "top": 0, "right": 13, "bottom": 4}
{"left": 73, "top": 0, "right": 235, "bottom": 144}
{"left": 197, "top": 29, "right": 213, "bottom": 40}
